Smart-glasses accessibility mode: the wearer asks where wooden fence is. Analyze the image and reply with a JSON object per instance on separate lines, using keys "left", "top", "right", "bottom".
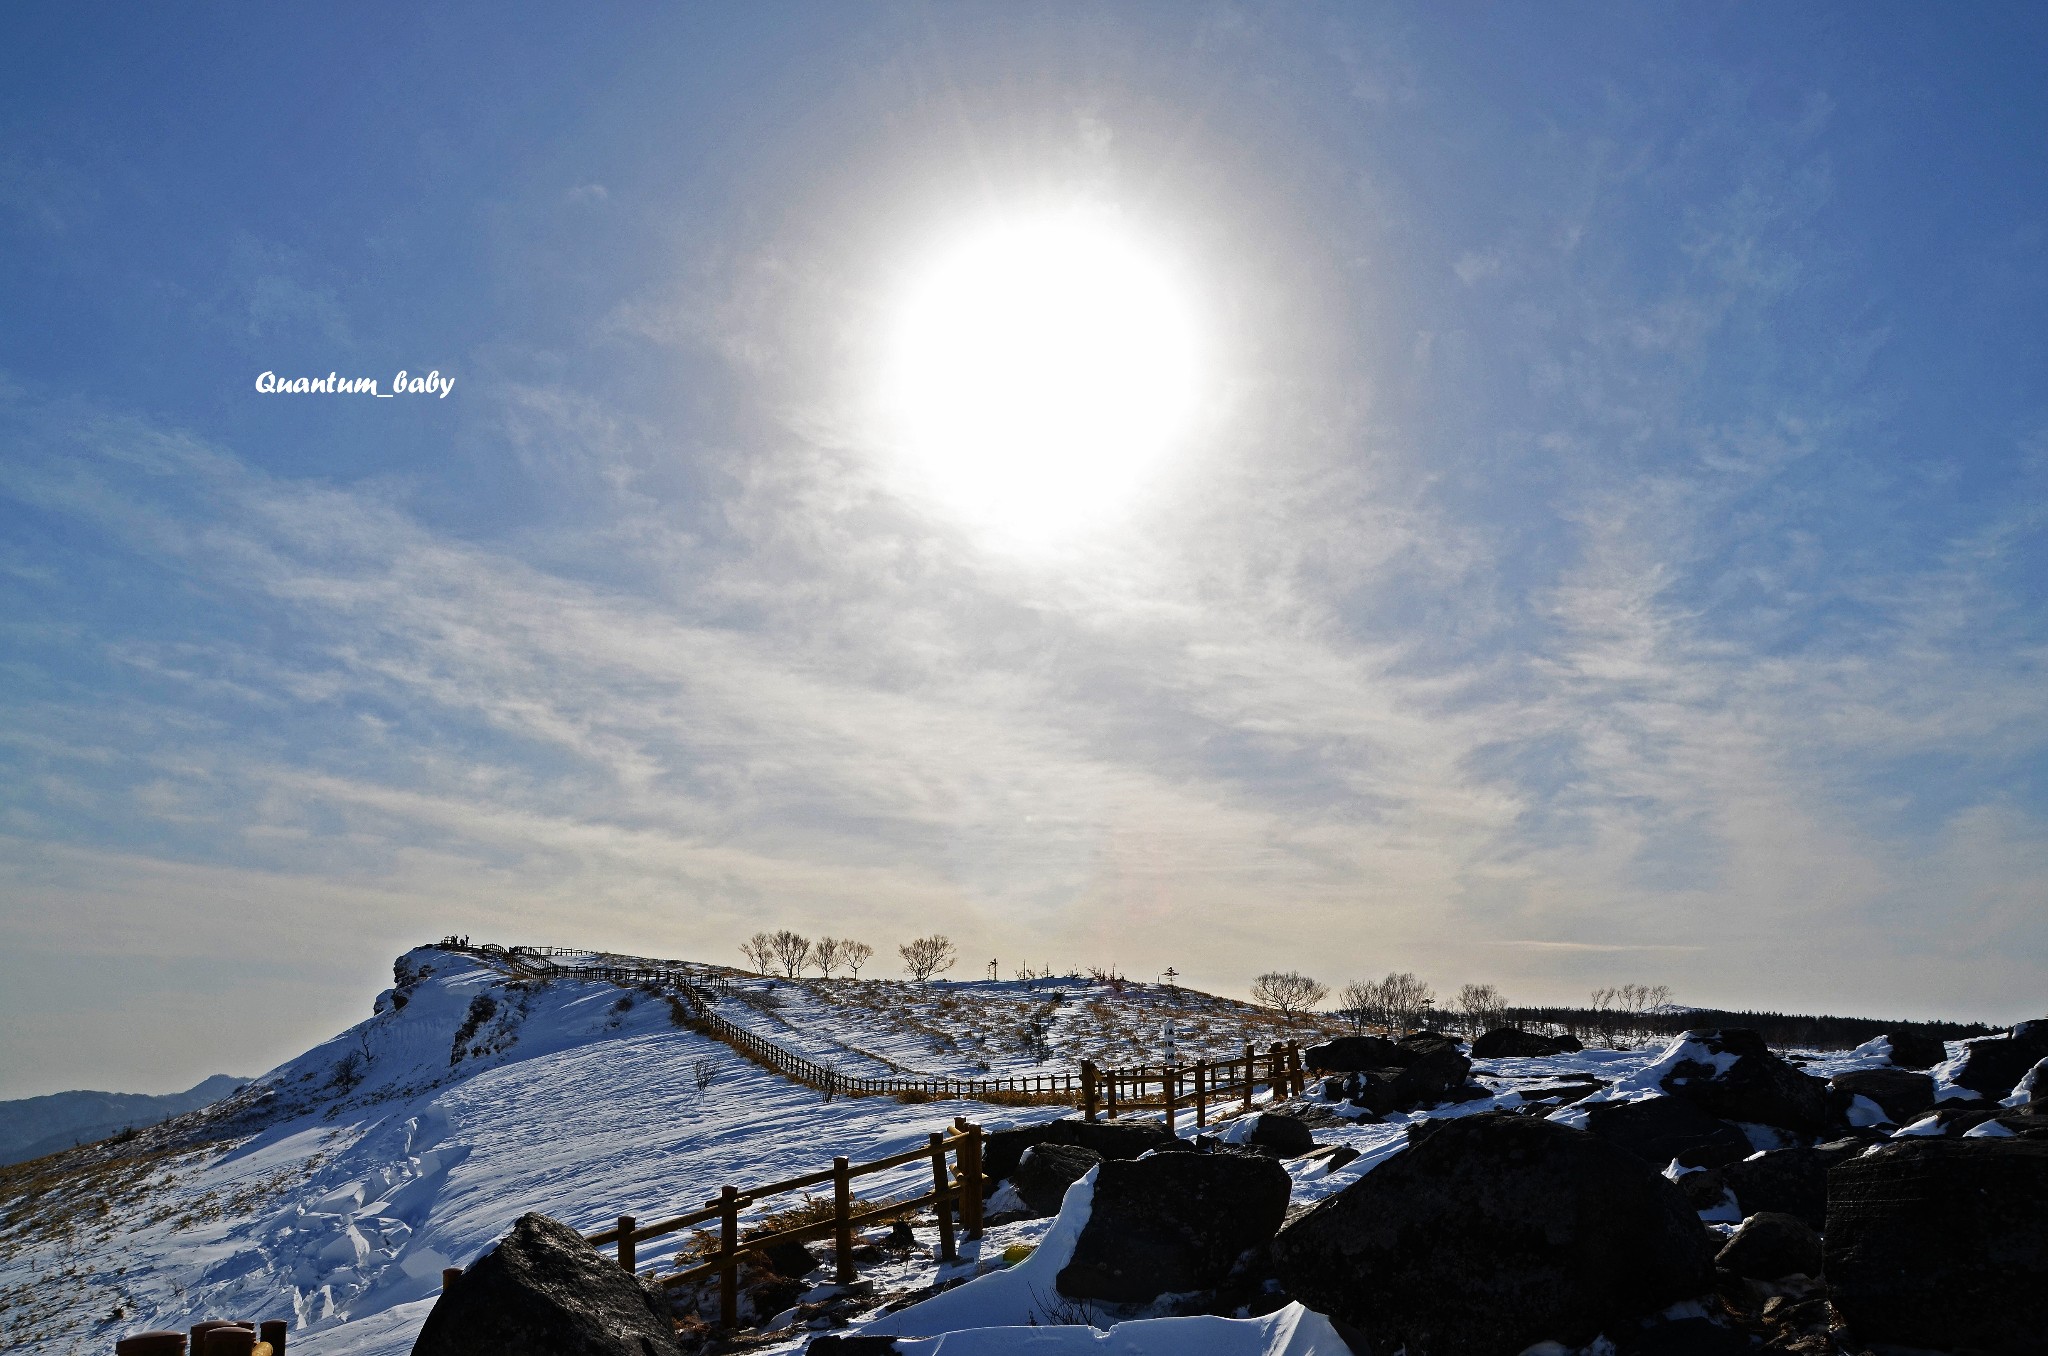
{"left": 468, "top": 943, "right": 1314, "bottom": 1121}
{"left": 576, "top": 1117, "right": 984, "bottom": 1328}
{"left": 1079, "top": 1043, "right": 1306, "bottom": 1130}
{"left": 667, "top": 983, "right": 1082, "bottom": 1105}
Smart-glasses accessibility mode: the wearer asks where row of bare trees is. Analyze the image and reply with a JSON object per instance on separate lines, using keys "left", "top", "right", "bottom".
{"left": 739, "top": 931, "right": 874, "bottom": 979}
{"left": 738, "top": 930, "right": 960, "bottom": 985}
{"left": 1249, "top": 970, "right": 1676, "bottom": 1040}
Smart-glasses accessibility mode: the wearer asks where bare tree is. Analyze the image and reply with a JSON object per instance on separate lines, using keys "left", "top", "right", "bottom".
{"left": 1455, "top": 982, "right": 1507, "bottom": 1036}
{"left": 841, "top": 940, "right": 874, "bottom": 979}
{"left": 1249, "top": 971, "right": 1328, "bottom": 1027}
{"left": 1364, "top": 971, "right": 1434, "bottom": 1034}
{"left": 739, "top": 932, "right": 776, "bottom": 975}
{"left": 1338, "top": 978, "right": 1378, "bottom": 1031}
{"left": 899, "top": 934, "right": 958, "bottom": 985}
{"left": 769, "top": 929, "right": 812, "bottom": 979}
{"left": 692, "top": 1057, "right": 721, "bottom": 1092}
{"left": 814, "top": 937, "right": 846, "bottom": 978}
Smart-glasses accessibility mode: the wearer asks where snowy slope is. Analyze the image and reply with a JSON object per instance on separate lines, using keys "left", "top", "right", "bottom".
{"left": 0, "top": 948, "right": 1070, "bottom": 1355}
{"left": 0, "top": 948, "right": 1972, "bottom": 1356}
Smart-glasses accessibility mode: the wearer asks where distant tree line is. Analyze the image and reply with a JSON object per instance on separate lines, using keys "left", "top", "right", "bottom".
{"left": 1492, "top": 1004, "right": 1995, "bottom": 1051}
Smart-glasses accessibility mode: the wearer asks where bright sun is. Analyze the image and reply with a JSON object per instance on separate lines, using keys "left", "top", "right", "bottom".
{"left": 882, "top": 207, "right": 1202, "bottom": 543}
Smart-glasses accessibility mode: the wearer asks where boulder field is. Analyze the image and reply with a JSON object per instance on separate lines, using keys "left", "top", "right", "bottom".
{"left": 411, "top": 1020, "right": 2048, "bottom": 1356}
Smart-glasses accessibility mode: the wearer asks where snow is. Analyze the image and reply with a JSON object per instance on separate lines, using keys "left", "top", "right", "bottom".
{"left": 874, "top": 1305, "right": 1352, "bottom": 1355}
{"left": 7, "top": 945, "right": 1990, "bottom": 1356}
{"left": 865, "top": 1169, "right": 1101, "bottom": 1335}
{"left": 860, "top": 1172, "right": 1350, "bottom": 1354}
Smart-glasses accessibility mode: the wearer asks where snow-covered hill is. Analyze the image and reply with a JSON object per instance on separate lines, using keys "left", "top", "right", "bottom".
{"left": 0, "top": 945, "right": 1972, "bottom": 1356}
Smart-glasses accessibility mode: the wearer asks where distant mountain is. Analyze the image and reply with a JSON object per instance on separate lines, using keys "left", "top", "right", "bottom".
{"left": 0, "top": 1073, "right": 249, "bottom": 1165}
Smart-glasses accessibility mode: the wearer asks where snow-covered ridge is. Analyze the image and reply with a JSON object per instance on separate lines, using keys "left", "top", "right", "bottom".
{"left": 4, "top": 947, "right": 2005, "bottom": 1356}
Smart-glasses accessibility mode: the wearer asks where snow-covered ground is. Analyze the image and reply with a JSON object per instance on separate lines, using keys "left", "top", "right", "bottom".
{"left": 0, "top": 946, "right": 1982, "bottom": 1356}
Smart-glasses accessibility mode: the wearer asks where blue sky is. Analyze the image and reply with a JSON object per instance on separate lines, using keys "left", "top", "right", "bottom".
{"left": 2, "top": 3, "right": 2044, "bottom": 1096}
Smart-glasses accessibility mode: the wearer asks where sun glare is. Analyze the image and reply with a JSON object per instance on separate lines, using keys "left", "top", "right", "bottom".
{"left": 882, "top": 207, "right": 1202, "bottom": 543}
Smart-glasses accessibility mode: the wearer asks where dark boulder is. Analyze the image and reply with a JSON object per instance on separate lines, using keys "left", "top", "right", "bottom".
{"left": 1658, "top": 1030, "right": 1833, "bottom": 1137}
{"left": 1714, "top": 1211, "right": 1822, "bottom": 1282}
{"left": 757, "top": 1237, "right": 819, "bottom": 1280}
{"left": 1584, "top": 1095, "right": 1753, "bottom": 1170}
{"left": 1828, "top": 1066, "right": 1933, "bottom": 1125}
{"left": 1057, "top": 1151, "right": 1291, "bottom": 1303}
{"left": 804, "top": 1339, "right": 903, "bottom": 1355}
{"left": 412, "top": 1212, "right": 682, "bottom": 1356}
{"left": 1273, "top": 1113, "right": 1716, "bottom": 1356}
{"left": 1337, "top": 1070, "right": 1399, "bottom": 1114}
{"left": 1304, "top": 1035, "right": 1404, "bottom": 1072}
{"left": 981, "top": 1118, "right": 1173, "bottom": 1183}
{"left": 980, "top": 1124, "right": 1063, "bottom": 1184}
{"left": 1396, "top": 1032, "right": 1465, "bottom": 1064}
{"left": 1473, "top": 1027, "right": 1575, "bottom": 1059}
{"left": 1952, "top": 1021, "right": 2048, "bottom": 1100}
{"left": 1390, "top": 1044, "right": 1474, "bottom": 1109}
{"left": 1673, "top": 1166, "right": 1734, "bottom": 1215}
{"left": 1010, "top": 1142, "right": 1101, "bottom": 1217}
{"left": 1244, "top": 1112, "right": 1316, "bottom": 1158}
{"left": 1879, "top": 1029, "right": 1948, "bottom": 1070}
{"left": 1060, "top": 1119, "right": 1178, "bottom": 1162}
{"left": 1826, "top": 1137, "right": 2048, "bottom": 1354}
{"left": 1719, "top": 1146, "right": 1841, "bottom": 1232}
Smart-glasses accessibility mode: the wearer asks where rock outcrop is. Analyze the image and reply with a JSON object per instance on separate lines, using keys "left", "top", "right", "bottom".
{"left": 980, "top": 1118, "right": 1174, "bottom": 1184}
{"left": 1714, "top": 1211, "right": 1822, "bottom": 1282}
{"left": 1877, "top": 1029, "right": 1948, "bottom": 1070}
{"left": 1472, "top": 1027, "right": 1580, "bottom": 1058}
{"left": 1658, "top": 1029, "right": 1834, "bottom": 1137}
{"left": 1950, "top": 1019, "right": 2048, "bottom": 1099}
{"left": 1583, "top": 1095, "right": 1753, "bottom": 1170}
{"left": 1056, "top": 1152, "right": 1291, "bottom": 1303}
{"left": 1009, "top": 1142, "right": 1101, "bottom": 1217}
{"left": 1243, "top": 1112, "right": 1315, "bottom": 1158}
{"left": 1828, "top": 1066, "right": 1934, "bottom": 1124}
{"left": 1272, "top": 1113, "right": 1716, "bottom": 1356}
{"left": 1303, "top": 1035, "right": 1405, "bottom": 1071}
{"left": 1825, "top": 1137, "right": 2048, "bottom": 1354}
{"left": 411, "top": 1212, "right": 682, "bottom": 1356}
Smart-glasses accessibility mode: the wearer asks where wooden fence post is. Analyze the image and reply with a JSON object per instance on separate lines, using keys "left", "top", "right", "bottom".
{"left": 1194, "top": 1059, "right": 1208, "bottom": 1128}
{"left": 1242, "top": 1044, "right": 1255, "bottom": 1109}
{"left": 833, "top": 1157, "right": 854, "bottom": 1285}
{"left": 1105, "top": 1065, "right": 1118, "bottom": 1119}
{"left": 616, "top": 1214, "right": 636, "bottom": 1273}
{"left": 718, "top": 1185, "right": 739, "bottom": 1328}
{"left": 955, "top": 1118, "right": 984, "bottom": 1237}
{"left": 928, "top": 1132, "right": 957, "bottom": 1262}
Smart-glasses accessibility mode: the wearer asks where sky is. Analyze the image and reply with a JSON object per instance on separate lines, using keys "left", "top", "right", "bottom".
{"left": 2, "top": 2, "right": 2044, "bottom": 1098}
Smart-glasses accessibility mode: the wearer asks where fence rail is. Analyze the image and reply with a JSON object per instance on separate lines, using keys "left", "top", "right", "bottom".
{"left": 574, "top": 1118, "right": 985, "bottom": 1329}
